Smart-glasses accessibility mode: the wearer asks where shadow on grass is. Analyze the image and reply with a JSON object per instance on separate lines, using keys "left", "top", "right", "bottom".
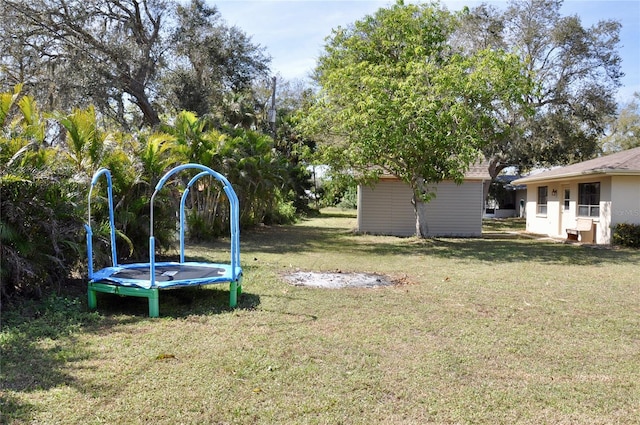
{"left": 309, "top": 209, "right": 357, "bottom": 219}
{"left": 379, "top": 237, "right": 627, "bottom": 266}
{"left": 90, "top": 285, "right": 261, "bottom": 318}
{"left": 482, "top": 217, "right": 526, "bottom": 232}
{"left": 0, "top": 283, "right": 260, "bottom": 423}
{"left": 238, "top": 221, "right": 637, "bottom": 267}
{"left": 241, "top": 223, "right": 356, "bottom": 254}
{"left": 0, "top": 296, "right": 101, "bottom": 423}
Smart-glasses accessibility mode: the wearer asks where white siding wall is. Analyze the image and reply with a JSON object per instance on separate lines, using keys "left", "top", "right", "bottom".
{"left": 357, "top": 179, "right": 484, "bottom": 237}
{"left": 598, "top": 178, "right": 613, "bottom": 244}
{"left": 357, "top": 181, "right": 415, "bottom": 236}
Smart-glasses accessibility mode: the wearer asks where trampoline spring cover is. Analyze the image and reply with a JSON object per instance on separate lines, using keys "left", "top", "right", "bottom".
{"left": 90, "top": 262, "right": 239, "bottom": 289}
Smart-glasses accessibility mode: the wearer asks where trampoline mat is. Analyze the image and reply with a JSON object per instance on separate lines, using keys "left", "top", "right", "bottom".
{"left": 111, "top": 264, "right": 226, "bottom": 282}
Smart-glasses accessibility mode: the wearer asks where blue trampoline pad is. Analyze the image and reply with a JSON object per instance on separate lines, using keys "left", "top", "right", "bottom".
{"left": 91, "top": 262, "right": 237, "bottom": 289}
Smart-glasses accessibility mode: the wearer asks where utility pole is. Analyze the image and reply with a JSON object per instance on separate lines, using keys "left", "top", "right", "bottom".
{"left": 268, "top": 76, "right": 276, "bottom": 136}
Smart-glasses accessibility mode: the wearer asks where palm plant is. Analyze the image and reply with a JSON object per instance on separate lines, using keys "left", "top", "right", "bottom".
{"left": 0, "top": 84, "right": 23, "bottom": 128}
{"left": 1, "top": 87, "right": 83, "bottom": 300}
{"left": 115, "top": 130, "right": 179, "bottom": 259}
{"left": 215, "top": 128, "right": 291, "bottom": 227}
{"left": 160, "top": 111, "right": 227, "bottom": 239}
{"left": 57, "top": 105, "right": 108, "bottom": 181}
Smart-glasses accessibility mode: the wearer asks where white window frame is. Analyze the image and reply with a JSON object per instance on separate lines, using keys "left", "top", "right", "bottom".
{"left": 578, "top": 182, "right": 600, "bottom": 217}
{"left": 537, "top": 186, "right": 548, "bottom": 216}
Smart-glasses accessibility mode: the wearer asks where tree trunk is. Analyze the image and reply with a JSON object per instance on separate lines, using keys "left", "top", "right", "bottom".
{"left": 482, "top": 155, "right": 509, "bottom": 212}
{"left": 412, "top": 178, "right": 430, "bottom": 238}
{"left": 125, "top": 77, "right": 161, "bottom": 127}
{"left": 413, "top": 196, "right": 430, "bottom": 238}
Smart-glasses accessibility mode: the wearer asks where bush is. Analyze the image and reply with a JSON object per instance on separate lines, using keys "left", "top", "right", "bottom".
{"left": 319, "top": 173, "right": 358, "bottom": 208}
{"left": 612, "top": 223, "right": 640, "bottom": 248}
{"left": 1, "top": 175, "right": 83, "bottom": 299}
{"left": 1, "top": 93, "right": 310, "bottom": 306}
{"left": 262, "top": 191, "right": 298, "bottom": 225}
{"left": 337, "top": 185, "right": 358, "bottom": 209}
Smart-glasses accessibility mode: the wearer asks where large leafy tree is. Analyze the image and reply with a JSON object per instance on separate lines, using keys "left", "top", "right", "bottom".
{"left": 1, "top": 0, "right": 168, "bottom": 127}
{"left": 456, "top": 0, "right": 623, "bottom": 179}
{"left": 601, "top": 93, "right": 640, "bottom": 153}
{"left": 305, "top": 1, "right": 531, "bottom": 237}
{"left": 0, "top": 0, "right": 271, "bottom": 129}
{"left": 166, "top": 0, "right": 270, "bottom": 118}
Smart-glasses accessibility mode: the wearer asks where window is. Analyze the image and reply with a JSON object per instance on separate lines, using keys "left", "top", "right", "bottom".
{"left": 578, "top": 182, "right": 600, "bottom": 217}
{"left": 564, "top": 188, "right": 570, "bottom": 211}
{"left": 537, "top": 186, "right": 548, "bottom": 215}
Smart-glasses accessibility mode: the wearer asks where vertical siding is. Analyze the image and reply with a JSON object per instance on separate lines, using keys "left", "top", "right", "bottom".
{"left": 357, "top": 181, "right": 415, "bottom": 236}
{"left": 611, "top": 176, "right": 640, "bottom": 226}
{"left": 597, "top": 177, "right": 612, "bottom": 244}
{"left": 423, "top": 181, "right": 484, "bottom": 236}
{"left": 357, "top": 179, "right": 484, "bottom": 237}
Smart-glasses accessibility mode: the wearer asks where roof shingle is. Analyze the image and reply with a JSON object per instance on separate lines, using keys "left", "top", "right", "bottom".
{"left": 513, "top": 147, "right": 640, "bottom": 184}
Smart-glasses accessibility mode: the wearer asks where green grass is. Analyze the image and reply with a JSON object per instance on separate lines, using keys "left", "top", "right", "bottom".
{"left": 2, "top": 209, "right": 639, "bottom": 424}
{"left": 482, "top": 217, "right": 526, "bottom": 233}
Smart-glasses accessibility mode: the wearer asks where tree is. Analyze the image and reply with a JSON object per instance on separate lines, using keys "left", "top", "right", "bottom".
{"left": 601, "top": 93, "right": 640, "bottom": 153}
{"left": 0, "top": 0, "right": 271, "bottom": 129}
{"left": 1, "top": 87, "right": 84, "bottom": 299}
{"left": 257, "top": 76, "right": 316, "bottom": 212}
{"left": 305, "top": 1, "right": 531, "bottom": 237}
{"left": 456, "top": 0, "right": 623, "bottom": 179}
{"left": 1, "top": 0, "right": 168, "bottom": 127}
{"left": 167, "top": 0, "right": 270, "bottom": 117}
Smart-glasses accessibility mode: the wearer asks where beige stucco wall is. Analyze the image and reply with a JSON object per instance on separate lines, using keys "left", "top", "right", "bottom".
{"left": 523, "top": 176, "right": 628, "bottom": 244}
{"left": 610, "top": 176, "right": 640, "bottom": 225}
{"left": 357, "top": 179, "right": 485, "bottom": 237}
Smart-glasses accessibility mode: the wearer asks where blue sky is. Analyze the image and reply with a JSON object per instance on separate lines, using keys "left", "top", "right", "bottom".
{"left": 214, "top": 0, "right": 639, "bottom": 104}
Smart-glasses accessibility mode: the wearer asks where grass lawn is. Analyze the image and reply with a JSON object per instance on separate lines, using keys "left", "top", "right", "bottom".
{"left": 2, "top": 209, "right": 639, "bottom": 424}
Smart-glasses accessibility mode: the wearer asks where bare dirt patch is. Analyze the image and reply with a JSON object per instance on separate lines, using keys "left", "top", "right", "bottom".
{"left": 282, "top": 271, "right": 396, "bottom": 289}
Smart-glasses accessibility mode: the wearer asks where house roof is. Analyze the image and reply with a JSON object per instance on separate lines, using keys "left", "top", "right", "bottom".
{"left": 378, "top": 159, "right": 491, "bottom": 181}
{"left": 513, "top": 147, "right": 640, "bottom": 185}
{"left": 495, "top": 174, "right": 526, "bottom": 191}
{"left": 465, "top": 161, "right": 492, "bottom": 180}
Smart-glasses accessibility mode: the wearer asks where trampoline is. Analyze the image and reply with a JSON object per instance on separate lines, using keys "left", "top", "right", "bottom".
{"left": 85, "top": 164, "right": 243, "bottom": 317}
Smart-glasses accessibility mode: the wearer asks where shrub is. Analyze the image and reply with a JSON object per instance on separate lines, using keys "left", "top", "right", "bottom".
{"left": 1, "top": 174, "right": 83, "bottom": 299}
{"left": 319, "top": 173, "right": 358, "bottom": 208}
{"left": 262, "top": 190, "right": 298, "bottom": 226}
{"left": 337, "top": 185, "right": 358, "bottom": 209}
{"left": 612, "top": 223, "right": 640, "bottom": 248}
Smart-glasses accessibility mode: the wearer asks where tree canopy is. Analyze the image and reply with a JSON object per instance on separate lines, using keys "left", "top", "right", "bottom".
{"left": 456, "top": 0, "right": 623, "bottom": 178}
{"left": 0, "top": 0, "right": 271, "bottom": 128}
{"left": 304, "top": 1, "right": 532, "bottom": 237}
{"left": 601, "top": 93, "right": 640, "bottom": 153}
{"left": 166, "top": 0, "right": 270, "bottom": 118}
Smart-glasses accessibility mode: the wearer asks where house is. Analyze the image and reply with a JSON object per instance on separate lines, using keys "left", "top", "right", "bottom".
{"left": 485, "top": 174, "right": 527, "bottom": 218}
{"left": 357, "top": 163, "right": 490, "bottom": 237}
{"left": 512, "top": 146, "right": 640, "bottom": 244}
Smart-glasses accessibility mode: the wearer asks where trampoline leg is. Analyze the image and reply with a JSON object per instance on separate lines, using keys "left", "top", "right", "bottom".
{"left": 148, "top": 290, "right": 160, "bottom": 318}
{"left": 88, "top": 286, "right": 97, "bottom": 311}
{"left": 229, "top": 280, "right": 238, "bottom": 308}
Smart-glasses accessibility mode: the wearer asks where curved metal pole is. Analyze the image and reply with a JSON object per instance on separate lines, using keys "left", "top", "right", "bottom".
{"left": 180, "top": 171, "right": 209, "bottom": 263}
{"left": 87, "top": 168, "right": 118, "bottom": 272}
{"left": 149, "top": 164, "right": 242, "bottom": 286}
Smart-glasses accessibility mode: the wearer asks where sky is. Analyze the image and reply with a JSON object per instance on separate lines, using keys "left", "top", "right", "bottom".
{"left": 213, "top": 0, "right": 640, "bottom": 105}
